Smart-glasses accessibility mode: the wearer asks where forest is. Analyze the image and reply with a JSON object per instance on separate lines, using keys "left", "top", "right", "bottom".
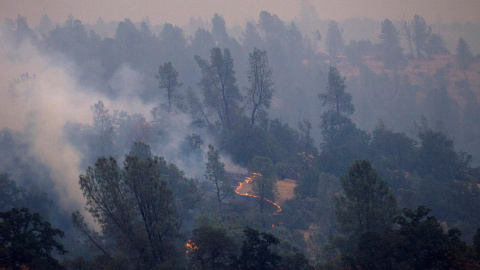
{"left": 1, "top": 2, "right": 480, "bottom": 269}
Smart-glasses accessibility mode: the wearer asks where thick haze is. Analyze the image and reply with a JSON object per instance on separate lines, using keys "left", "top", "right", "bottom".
{"left": 1, "top": 0, "right": 480, "bottom": 27}
{"left": 1, "top": 0, "right": 480, "bottom": 265}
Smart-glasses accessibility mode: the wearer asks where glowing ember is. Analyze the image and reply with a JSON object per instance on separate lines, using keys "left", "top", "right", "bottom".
{"left": 185, "top": 239, "right": 198, "bottom": 254}
{"left": 235, "top": 173, "right": 282, "bottom": 215}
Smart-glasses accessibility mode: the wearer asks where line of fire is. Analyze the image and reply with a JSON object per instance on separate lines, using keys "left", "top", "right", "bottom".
{"left": 185, "top": 173, "right": 283, "bottom": 254}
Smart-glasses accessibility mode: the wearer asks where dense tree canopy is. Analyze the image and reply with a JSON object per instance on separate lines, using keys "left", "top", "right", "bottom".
{"left": 205, "top": 144, "right": 233, "bottom": 211}
{"left": 2, "top": 10, "right": 480, "bottom": 270}
{"left": 379, "top": 19, "right": 406, "bottom": 71}
{"left": 334, "top": 160, "right": 397, "bottom": 255}
{"left": 0, "top": 208, "right": 66, "bottom": 270}
{"left": 246, "top": 48, "right": 274, "bottom": 125}
{"left": 325, "top": 21, "right": 344, "bottom": 66}
{"left": 156, "top": 61, "right": 182, "bottom": 112}
{"left": 77, "top": 142, "right": 191, "bottom": 268}
{"left": 319, "top": 67, "right": 353, "bottom": 116}
{"left": 195, "top": 48, "right": 242, "bottom": 130}
{"left": 187, "top": 226, "right": 236, "bottom": 270}
{"left": 456, "top": 37, "right": 475, "bottom": 81}
{"left": 412, "top": 14, "right": 429, "bottom": 59}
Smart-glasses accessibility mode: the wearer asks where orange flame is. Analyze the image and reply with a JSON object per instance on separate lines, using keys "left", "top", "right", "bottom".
{"left": 235, "top": 173, "right": 282, "bottom": 215}
{"left": 185, "top": 239, "right": 198, "bottom": 254}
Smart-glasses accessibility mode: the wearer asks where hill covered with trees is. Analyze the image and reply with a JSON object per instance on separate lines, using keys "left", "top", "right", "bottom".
{"left": 1, "top": 7, "right": 480, "bottom": 269}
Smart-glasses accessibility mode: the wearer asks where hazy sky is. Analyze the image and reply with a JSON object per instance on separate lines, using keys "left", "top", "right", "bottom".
{"left": 1, "top": 0, "right": 480, "bottom": 28}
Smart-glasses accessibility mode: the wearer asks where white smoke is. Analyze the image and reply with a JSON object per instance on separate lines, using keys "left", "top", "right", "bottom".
{"left": 0, "top": 26, "right": 245, "bottom": 225}
{"left": 0, "top": 31, "right": 145, "bottom": 224}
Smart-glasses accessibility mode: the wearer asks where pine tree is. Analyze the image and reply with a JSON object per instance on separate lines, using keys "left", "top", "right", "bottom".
{"left": 195, "top": 48, "right": 242, "bottom": 130}
{"left": 247, "top": 48, "right": 274, "bottom": 125}
{"left": 334, "top": 160, "right": 397, "bottom": 255}
{"left": 156, "top": 62, "right": 182, "bottom": 112}
{"left": 456, "top": 37, "right": 474, "bottom": 81}
{"left": 205, "top": 144, "right": 233, "bottom": 211}
{"left": 379, "top": 18, "right": 406, "bottom": 71}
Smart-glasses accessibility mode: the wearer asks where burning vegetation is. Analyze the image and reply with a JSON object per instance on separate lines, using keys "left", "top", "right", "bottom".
{"left": 2, "top": 5, "right": 480, "bottom": 270}
{"left": 235, "top": 173, "right": 282, "bottom": 215}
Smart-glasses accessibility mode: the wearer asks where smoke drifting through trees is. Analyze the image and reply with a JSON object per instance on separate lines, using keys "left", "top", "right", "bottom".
{"left": 0, "top": 24, "right": 234, "bottom": 224}
{"left": 1, "top": 4, "right": 480, "bottom": 268}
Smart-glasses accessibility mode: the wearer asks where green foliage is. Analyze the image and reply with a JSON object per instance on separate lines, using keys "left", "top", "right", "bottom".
{"left": 370, "top": 120, "right": 416, "bottom": 172}
{"left": 276, "top": 199, "right": 310, "bottom": 231}
{"left": 7, "top": 12, "right": 480, "bottom": 269}
{"left": 181, "top": 133, "right": 204, "bottom": 155}
{"left": 0, "top": 173, "right": 25, "bottom": 211}
{"left": 91, "top": 100, "right": 115, "bottom": 157}
{"left": 221, "top": 117, "right": 303, "bottom": 168}
{"left": 0, "top": 172, "right": 53, "bottom": 221}
{"left": 248, "top": 156, "right": 277, "bottom": 228}
{"left": 247, "top": 48, "right": 274, "bottom": 125}
{"left": 393, "top": 206, "right": 468, "bottom": 269}
{"left": 156, "top": 61, "right": 183, "bottom": 112}
{"left": 188, "top": 226, "right": 236, "bottom": 270}
{"left": 379, "top": 19, "right": 406, "bottom": 71}
{"left": 474, "top": 228, "right": 480, "bottom": 260}
{"left": 414, "top": 119, "right": 469, "bottom": 182}
{"left": 77, "top": 142, "right": 193, "bottom": 268}
{"left": 297, "top": 119, "right": 318, "bottom": 160}
{"left": 425, "top": 33, "right": 448, "bottom": 58}
{"left": 318, "top": 67, "right": 371, "bottom": 176}
{"left": 249, "top": 156, "right": 277, "bottom": 203}
{"left": 415, "top": 173, "right": 480, "bottom": 241}
{"left": 334, "top": 160, "right": 397, "bottom": 255}
{"left": 420, "top": 67, "right": 460, "bottom": 135}
{"left": 236, "top": 227, "right": 282, "bottom": 270}
{"left": 294, "top": 166, "right": 321, "bottom": 199}
{"left": 0, "top": 208, "right": 66, "bottom": 269}
{"left": 280, "top": 253, "right": 314, "bottom": 270}
{"left": 354, "top": 230, "right": 396, "bottom": 270}
{"left": 266, "top": 119, "right": 302, "bottom": 165}
{"left": 319, "top": 112, "right": 355, "bottom": 148}
{"left": 319, "top": 67, "right": 353, "bottom": 116}
{"left": 412, "top": 14, "right": 430, "bottom": 59}
{"left": 456, "top": 37, "right": 475, "bottom": 80}
{"left": 205, "top": 144, "right": 234, "bottom": 210}
{"left": 221, "top": 117, "right": 268, "bottom": 166}
{"left": 345, "top": 39, "right": 373, "bottom": 66}
{"left": 325, "top": 21, "right": 344, "bottom": 66}
{"left": 318, "top": 114, "right": 370, "bottom": 176}
{"left": 195, "top": 47, "right": 242, "bottom": 130}
{"left": 334, "top": 206, "right": 480, "bottom": 269}
{"left": 350, "top": 65, "right": 418, "bottom": 133}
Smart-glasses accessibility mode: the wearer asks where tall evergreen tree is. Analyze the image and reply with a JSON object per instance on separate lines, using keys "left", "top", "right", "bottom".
{"left": 318, "top": 67, "right": 355, "bottom": 146}
{"left": 156, "top": 62, "right": 182, "bottom": 112}
{"left": 205, "top": 144, "right": 233, "bottom": 211}
{"left": 379, "top": 18, "right": 406, "bottom": 71}
{"left": 456, "top": 37, "right": 474, "bottom": 81}
{"left": 334, "top": 160, "right": 397, "bottom": 255}
{"left": 246, "top": 48, "right": 274, "bottom": 125}
{"left": 195, "top": 47, "right": 242, "bottom": 130}
{"left": 412, "top": 15, "right": 430, "bottom": 59}
{"left": 325, "top": 21, "right": 344, "bottom": 66}
{"left": 402, "top": 15, "right": 415, "bottom": 59}
{"left": 187, "top": 226, "right": 236, "bottom": 270}
{"left": 236, "top": 227, "right": 281, "bottom": 270}
{"left": 77, "top": 142, "right": 186, "bottom": 268}
{"left": 0, "top": 208, "right": 66, "bottom": 269}
{"left": 91, "top": 100, "right": 115, "bottom": 157}
{"left": 319, "top": 67, "right": 353, "bottom": 116}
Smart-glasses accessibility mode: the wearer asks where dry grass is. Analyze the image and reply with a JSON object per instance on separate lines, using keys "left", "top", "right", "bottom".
{"left": 275, "top": 179, "right": 296, "bottom": 204}
{"left": 236, "top": 178, "right": 297, "bottom": 205}
{"left": 336, "top": 54, "right": 480, "bottom": 106}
